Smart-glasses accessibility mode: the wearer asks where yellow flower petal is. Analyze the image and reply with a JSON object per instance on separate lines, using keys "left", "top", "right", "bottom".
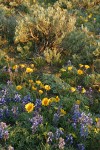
{"left": 77, "top": 69, "right": 84, "bottom": 75}
{"left": 42, "top": 98, "right": 50, "bottom": 106}
{"left": 16, "top": 85, "right": 22, "bottom": 90}
{"left": 44, "top": 85, "right": 51, "bottom": 91}
{"left": 68, "top": 66, "right": 73, "bottom": 71}
{"left": 25, "top": 102, "right": 35, "bottom": 113}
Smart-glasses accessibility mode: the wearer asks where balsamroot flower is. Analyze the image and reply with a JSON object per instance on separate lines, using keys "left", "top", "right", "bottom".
{"left": 16, "top": 85, "right": 22, "bottom": 90}
{"left": 84, "top": 65, "right": 90, "bottom": 69}
{"left": 42, "top": 98, "right": 50, "bottom": 106}
{"left": 55, "top": 96, "right": 60, "bottom": 102}
{"left": 77, "top": 69, "right": 84, "bottom": 75}
{"left": 38, "top": 90, "right": 43, "bottom": 95}
{"left": 12, "top": 65, "right": 18, "bottom": 70}
{"left": 70, "top": 87, "right": 76, "bottom": 92}
{"left": 44, "top": 85, "right": 51, "bottom": 91}
{"left": 36, "top": 80, "right": 42, "bottom": 85}
{"left": 81, "top": 88, "right": 86, "bottom": 93}
{"left": 25, "top": 67, "right": 33, "bottom": 73}
{"left": 25, "top": 102, "right": 35, "bottom": 113}
{"left": 68, "top": 66, "right": 73, "bottom": 71}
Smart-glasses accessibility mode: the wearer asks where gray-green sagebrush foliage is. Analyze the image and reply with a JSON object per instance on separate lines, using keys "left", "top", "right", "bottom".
{"left": 0, "top": 1, "right": 76, "bottom": 55}
{"left": 61, "top": 30, "right": 99, "bottom": 65}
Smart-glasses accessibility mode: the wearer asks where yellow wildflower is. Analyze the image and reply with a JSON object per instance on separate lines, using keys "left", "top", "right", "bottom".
{"left": 55, "top": 96, "right": 60, "bottom": 102}
{"left": 16, "top": 85, "right": 22, "bottom": 90}
{"left": 60, "top": 68, "right": 66, "bottom": 72}
{"left": 59, "top": 127, "right": 64, "bottom": 131}
{"left": 29, "top": 80, "right": 33, "bottom": 83}
{"left": 81, "top": 88, "right": 86, "bottom": 93}
{"left": 30, "top": 64, "right": 34, "bottom": 68}
{"left": 25, "top": 102, "right": 35, "bottom": 113}
{"left": 77, "top": 69, "right": 84, "bottom": 75}
{"left": 76, "top": 100, "right": 81, "bottom": 105}
{"left": 20, "top": 64, "right": 25, "bottom": 68}
{"left": 13, "top": 65, "right": 18, "bottom": 70}
{"left": 39, "top": 90, "right": 43, "bottom": 95}
{"left": 36, "top": 80, "right": 42, "bottom": 85}
{"left": 68, "top": 66, "right": 73, "bottom": 71}
{"left": 88, "top": 14, "right": 92, "bottom": 18}
{"left": 95, "top": 118, "right": 99, "bottom": 122}
{"left": 60, "top": 109, "right": 66, "bottom": 116}
{"left": 94, "top": 128, "right": 100, "bottom": 134}
{"left": 79, "top": 64, "right": 83, "bottom": 68}
{"left": 84, "top": 65, "right": 90, "bottom": 69}
{"left": 70, "top": 87, "right": 76, "bottom": 92}
{"left": 44, "top": 85, "right": 51, "bottom": 91}
{"left": 26, "top": 67, "right": 33, "bottom": 73}
{"left": 42, "top": 98, "right": 50, "bottom": 106}
{"left": 32, "top": 86, "right": 37, "bottom": 91}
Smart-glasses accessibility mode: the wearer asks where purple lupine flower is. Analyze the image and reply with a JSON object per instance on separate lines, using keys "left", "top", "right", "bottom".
{"left": 58, "top": 137, "right": 65, "bottom": 149}
{"left": 78, "top": 143, "right": 85, "bottom": 150}
{"left": 53, "top": 113, "right": 60, "bottom": 125}
{"left": 72, "top": 122, "right": 77, "bottom": 129}
{"left": 0, "top": 122, "right": 9, "bottom": 140}
{"left": 72, "top": 104, "right": 81, "bottom": 123}
{"left": 0, "top": 128, "right": 3, "bottom": 138}
{"left": 4, "top": 107, "right": 10, "bottom": 117}
{"left": 80, "top": 124, "right": 88, "bottom": 138}
{"left": 7, "top": 80, "right": 12, "bottom": 85}
{"left": 86, "top": 87, "right": 93, "bottom": 100}
{"left": 30, "top": 114, "right": 43, "bottom": 134}
{"left": 5, "top": 97, "right": 12, "bottom": 103}
{"left": 3, "top": 130, "right": 9, "bottom": 140}
{"left": 77, "top": 86, "right": 82, "bottom": 92}
{"left": 66, "top": 134, "right": 73, "bottom": 144}
{"left": 22, "top": 95, "right": 31, "bottom": 104}
{"left": 47, "top": 132, "right": 54, "bottom": 143}
{"left": 0, "top": 97, "right": 6, "bottom": 105}
{"left": 1, "top": 89, "right": 7, "bottom": 97}
{"left": 78, "top": 112, "right": 93, "bottom": 138}
{"left": 14, "top": 93, "right": 21, "bottom": 102}
{"left": 35, "top": 99, "right": 41, "bottom": 112}
{"left": 11, "top": 106, "right": 18, "bottom": 117}
{"left": 55, "top": 128, "right": 64, "bottom": 140}
{"left": 78, "top": 112, "right": 93, "bottom": 125}
{"left": 0, "top": 109, "right": 3, "bottom": 119}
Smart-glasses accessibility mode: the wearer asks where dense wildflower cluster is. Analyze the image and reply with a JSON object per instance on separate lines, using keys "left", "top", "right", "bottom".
{"left": 0, "top": 0, "right": 100, "bottom": 149}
